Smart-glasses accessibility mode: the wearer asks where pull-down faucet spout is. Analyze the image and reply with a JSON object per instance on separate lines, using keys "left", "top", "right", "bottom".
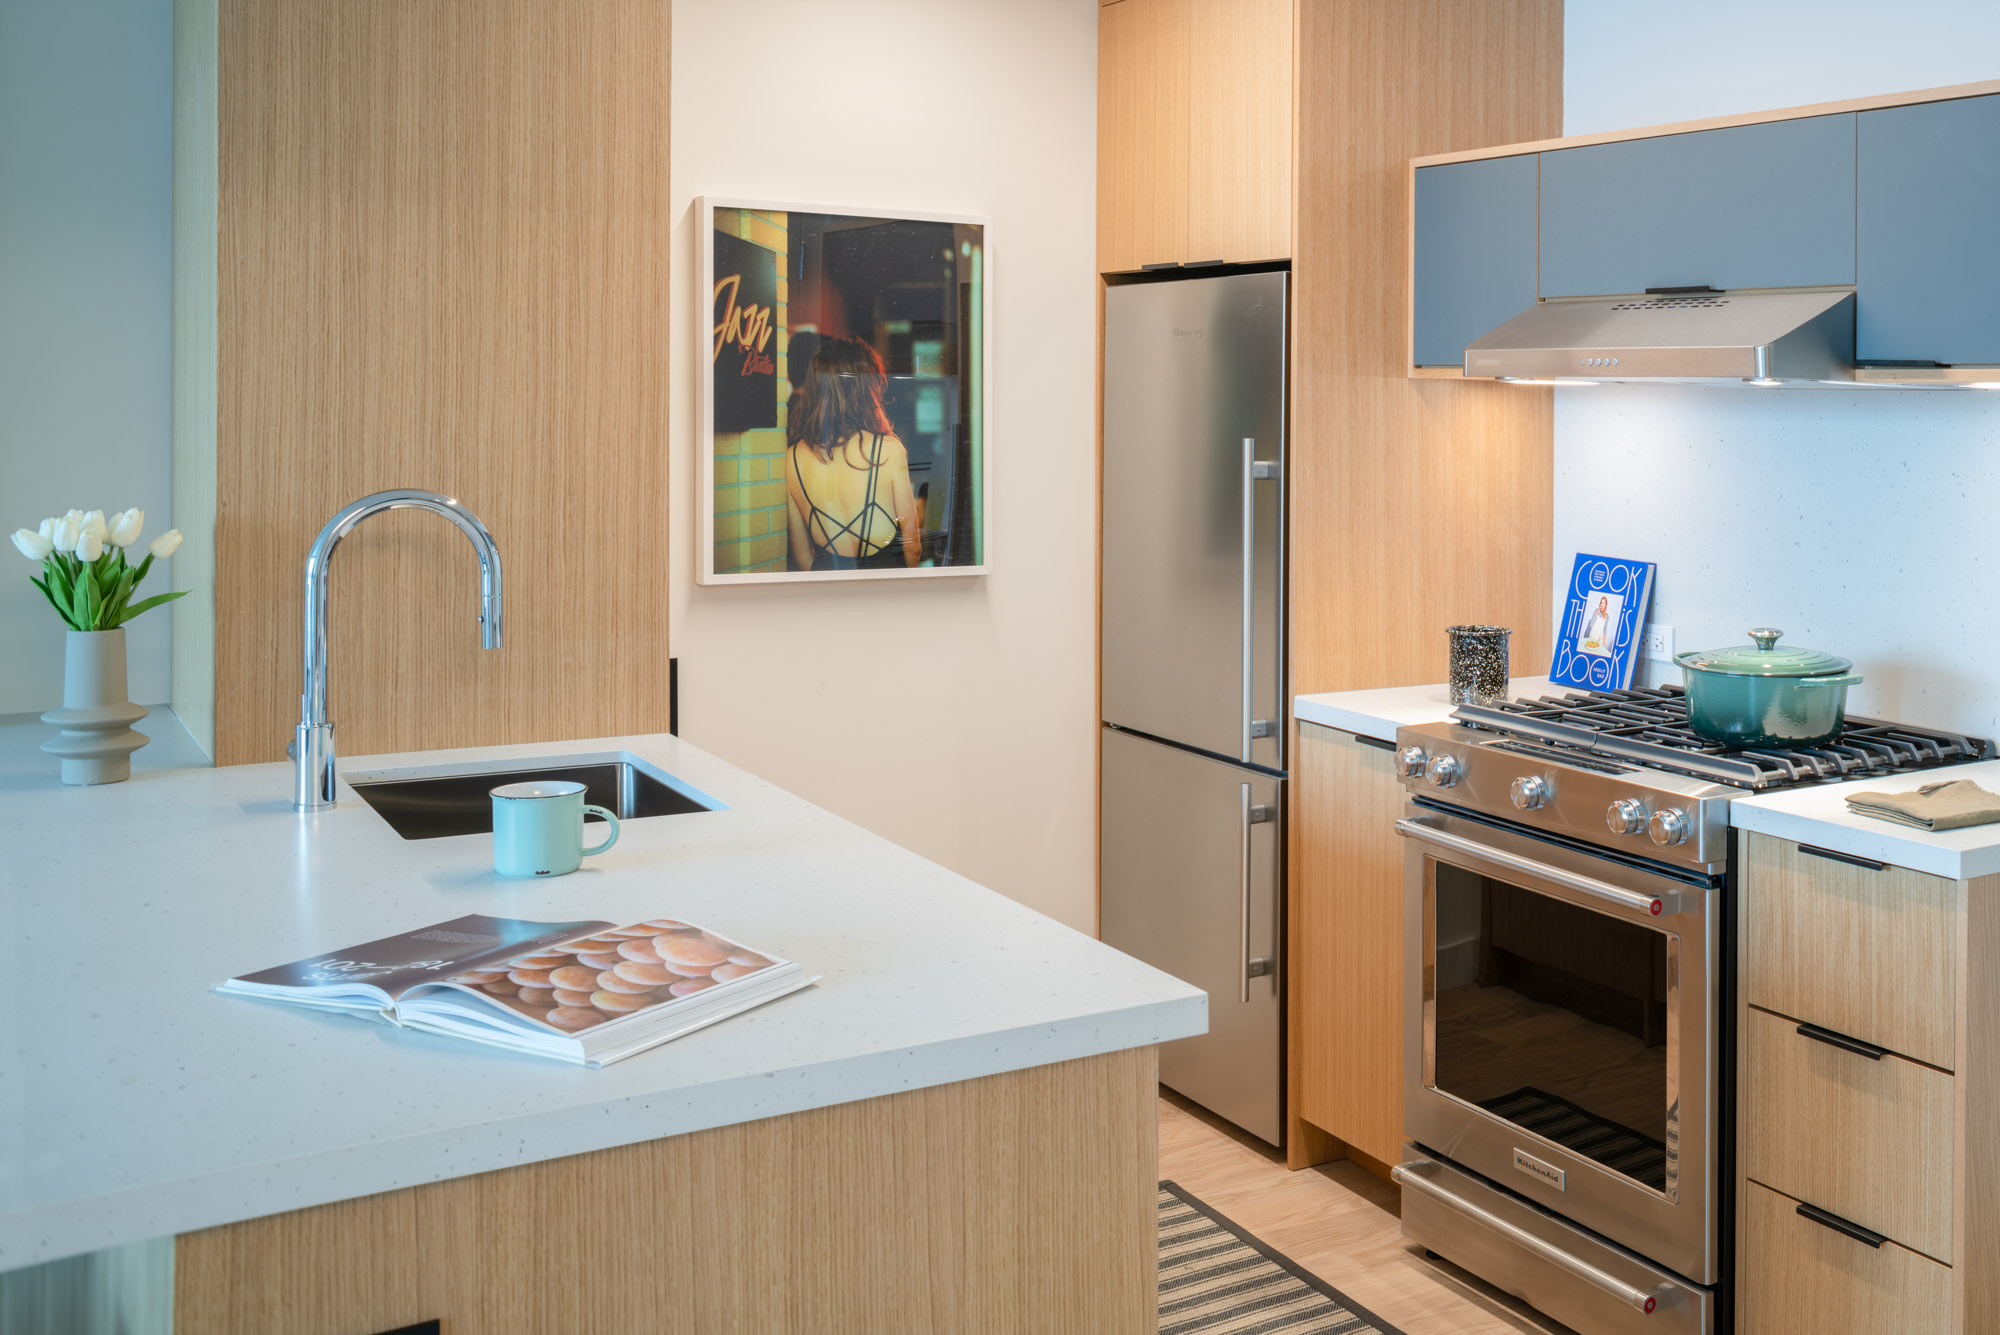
{"left": 294, "top": 489, "right": 504, "bottom": 811}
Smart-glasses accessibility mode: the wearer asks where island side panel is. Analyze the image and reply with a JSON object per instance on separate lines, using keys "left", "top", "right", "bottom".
{"left": 173, "top": 1047, "right": 1159, "bottom": 1335}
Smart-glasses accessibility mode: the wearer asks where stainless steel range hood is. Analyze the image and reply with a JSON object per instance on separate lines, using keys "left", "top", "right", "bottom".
{"left": 1463, "top": 289, "right": 1855, "bottom": 385}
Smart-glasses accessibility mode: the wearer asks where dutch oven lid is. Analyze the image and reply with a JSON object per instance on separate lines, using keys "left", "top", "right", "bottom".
{"left": 1675, "top": 628, "right": 1852, "bottom": 677}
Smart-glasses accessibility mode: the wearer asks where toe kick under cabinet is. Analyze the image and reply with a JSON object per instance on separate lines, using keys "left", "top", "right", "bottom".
{"left": 1737, "top": 831, "right": 2000, "bottom": 1334}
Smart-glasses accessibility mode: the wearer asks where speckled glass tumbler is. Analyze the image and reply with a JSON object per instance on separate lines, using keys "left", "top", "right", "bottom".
{"left": 1448, "top": 625, "right": 1512, "bottom": 706}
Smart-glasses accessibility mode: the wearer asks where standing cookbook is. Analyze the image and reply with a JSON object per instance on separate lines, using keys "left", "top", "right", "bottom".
{"left": 1550, "top": 552, "right": 1657, "bottom": 692}
{"left": 216, "top": 914, "right": 814, "bottom": 1067}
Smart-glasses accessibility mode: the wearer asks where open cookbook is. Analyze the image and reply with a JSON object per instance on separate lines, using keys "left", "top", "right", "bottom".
{"left": 216, "top": 914, "right": 814, "bottom": 1067}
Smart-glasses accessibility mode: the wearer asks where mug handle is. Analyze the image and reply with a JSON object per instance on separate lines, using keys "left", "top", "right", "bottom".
{"left": 581, "top": 805, "right": 621, "bottom": 857}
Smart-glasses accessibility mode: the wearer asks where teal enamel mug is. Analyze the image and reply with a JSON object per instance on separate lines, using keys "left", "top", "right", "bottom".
{"left": 490, "top": 780, "right": 620, "bottom": 877}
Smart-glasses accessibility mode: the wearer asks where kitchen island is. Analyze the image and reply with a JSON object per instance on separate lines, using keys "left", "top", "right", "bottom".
{"left": 0, "top": 716, "right": 1203, "bottom": 1334}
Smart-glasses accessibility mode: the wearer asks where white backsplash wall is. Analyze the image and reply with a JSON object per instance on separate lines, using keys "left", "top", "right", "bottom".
{"left": 0, "top": 0, "right": 175, "bottom": 714}
{"left": 1556, "top": 386, "right": 2000, "bottom": 737}
{"left": 1558, "top": 2, "right": 2000, "bottom": 741}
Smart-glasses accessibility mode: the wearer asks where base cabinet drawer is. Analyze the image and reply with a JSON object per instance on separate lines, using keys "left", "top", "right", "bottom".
{"left": 1740, "top": 1180, "right": 1951, "bottom": 1335}
{"left": 1741, "top": 832, "right": 1959, "bottom": 1069}
{"left": 1742, "top": 1005, "right": 1955, "bottom": 1263}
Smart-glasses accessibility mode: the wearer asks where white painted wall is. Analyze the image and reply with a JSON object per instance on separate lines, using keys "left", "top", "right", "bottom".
{"left": 0, "top": 0, "right": 175, "bottom": 713}
{"left": 1558, "top": 2, "right": 2000, "bottom": 740}
{"left": 668, "top": 0, "right": 1100, "bottom": 930}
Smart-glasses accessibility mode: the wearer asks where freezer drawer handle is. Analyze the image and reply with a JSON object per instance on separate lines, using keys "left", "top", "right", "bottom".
{"left": 1393, "top": 1163, "right": 1682, "bottom": 1315}
{"left": 1236, "top": 785, "right": 1275, "bottom": 1001}
{"left": 1395, "top": 818, "right": 1689, "bottom": 919}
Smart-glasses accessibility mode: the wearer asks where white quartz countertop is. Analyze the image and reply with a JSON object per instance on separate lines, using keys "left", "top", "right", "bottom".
{"left": 1294, "top": 677, "right": 1555, "bottom": 743}
{"left": 1731, "top": 759, "right": 2000, "bottom": 881}
{"left": 0, "top": 721, "right": 1204, "bottom": 1271}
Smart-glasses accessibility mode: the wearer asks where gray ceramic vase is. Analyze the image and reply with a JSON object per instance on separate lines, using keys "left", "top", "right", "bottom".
{"left": 41, "top": 628, "right": 148, "bottom": 784}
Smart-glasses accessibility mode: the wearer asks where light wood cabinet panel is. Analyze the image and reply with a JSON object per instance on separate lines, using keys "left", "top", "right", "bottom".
{"left": 1097, "top": 0, "right": 1290, "bottom": 271}
{"left": 1185, "top": 0, "right": 1291, "bottom": 265}
{"left": 197, "top": 0, "right": 672, "bottom": 764}
{"left": 1289, "top": 0, "right": 1559, "bottom": 698}
{"left": 1293, "top": 723, "right": 1407, "bottom": 1168}
{"left": 1740, "top": 1179, "right": 1952, "bottom": 1335}
{"left": 1097, "top": 0, "right": 1189, "bottom": 273}
{"left": 1741, "top": 832, "right": 1960, "bottom": 1070}
{"left": 1742, "top": 1004, "right": 1955, "bottom": 1263}
{"left": 176, "top": 1049, "right": 1159, "bottom": 1335}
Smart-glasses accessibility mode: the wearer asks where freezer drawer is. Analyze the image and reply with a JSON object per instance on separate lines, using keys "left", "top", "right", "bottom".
{"left": 1102, "top": 271, "right": 1285, "bottom": 769}
{"left": 1099, "top": 726, "right": 1282, "bottom": 1145}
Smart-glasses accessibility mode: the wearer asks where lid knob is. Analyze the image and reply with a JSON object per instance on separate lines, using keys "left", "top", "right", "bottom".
{"left": 1749, "top": 628, "right": 1783, "bottom": 652}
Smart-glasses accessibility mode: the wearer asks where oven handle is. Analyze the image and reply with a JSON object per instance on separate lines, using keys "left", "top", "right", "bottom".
{"left": 1395, "top": 817, "right": 1687, "bottom": 919}
{"left": 1393, "top": 1163, "right": 1682, "bottom": 1315}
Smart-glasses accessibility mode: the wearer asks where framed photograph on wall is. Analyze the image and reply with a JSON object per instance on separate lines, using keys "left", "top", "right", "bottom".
{"left": 696, "top": 197, "right": 991, "bottom": 584}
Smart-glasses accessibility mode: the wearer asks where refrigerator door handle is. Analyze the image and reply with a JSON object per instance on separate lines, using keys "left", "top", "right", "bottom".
{"left": 1240, "top": 437, "right": 1255, "bottom": 761}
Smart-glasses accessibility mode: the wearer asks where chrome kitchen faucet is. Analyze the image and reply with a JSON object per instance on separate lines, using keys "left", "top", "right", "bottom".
{"left": 294, "top": 489, "right": 504, "bottom": 811}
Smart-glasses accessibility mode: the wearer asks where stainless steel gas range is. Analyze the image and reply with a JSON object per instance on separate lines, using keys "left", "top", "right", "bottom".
{"left": 1389, "top": 687, "right": 1987, "bottom": 1335}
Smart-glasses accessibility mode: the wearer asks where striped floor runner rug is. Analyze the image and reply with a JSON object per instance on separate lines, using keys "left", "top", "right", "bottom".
{"left": 1158, "top": 1181, "right": 1405, "bottom": 1335}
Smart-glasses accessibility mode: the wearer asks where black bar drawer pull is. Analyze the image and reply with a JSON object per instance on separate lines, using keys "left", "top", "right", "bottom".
{"left": 1797, "top": 1021, "right": 1890, "bottom": 1061}
{"left": 1798, "top": 843, "right": 1889, "bottom": 872}
{"left": 1353, "top": 733, "right": 1396, "bottom": 752}
{"left": 1795, "top": 1201, "right": 1889, "bottom": 1249}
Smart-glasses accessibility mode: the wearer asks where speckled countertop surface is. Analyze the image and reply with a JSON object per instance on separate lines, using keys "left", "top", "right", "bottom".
{"left": 0, "top": 718, "right": 1203, "bottom": 1271}
{"left": 1294, "top": 677, "right": 1555, "bottom": 742}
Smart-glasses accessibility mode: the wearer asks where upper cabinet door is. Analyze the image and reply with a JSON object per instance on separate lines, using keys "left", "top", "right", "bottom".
{"left": 1412, "top": 155, "right": 1539, "bottom": 367}
{"left": 1186, "top": 0, "right": 1292, "bottom": 266}
{"left": 1098, "top": 0, "right": 1290, "bottom": 272}
{"left": 1857, "top": 95, "right": 2000, "bottom": 365}
{"left": 1539, "top": 115, "right": 1857, "bottom": 298}
{"left": 1099, "top": 0, "right": 1190, "bottom": 274}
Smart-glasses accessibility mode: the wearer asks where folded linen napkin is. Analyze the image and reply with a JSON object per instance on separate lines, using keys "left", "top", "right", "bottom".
{"left": 1845, "top": 779, "right": 2000, "bottom": 831}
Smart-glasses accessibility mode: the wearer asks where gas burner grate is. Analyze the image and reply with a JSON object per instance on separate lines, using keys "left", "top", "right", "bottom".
{"left": 1453, "top": 685, "right": 1990, "bottom": 791}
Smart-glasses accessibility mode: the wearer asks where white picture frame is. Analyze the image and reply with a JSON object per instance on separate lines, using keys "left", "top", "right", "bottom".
{"left": 695, "top": 195, "right": 992, "bottom": 584}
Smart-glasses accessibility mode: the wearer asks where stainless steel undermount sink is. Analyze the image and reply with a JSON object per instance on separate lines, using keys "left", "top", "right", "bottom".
{"left": 345, "top": 752, "right": 721, "bottom": 841}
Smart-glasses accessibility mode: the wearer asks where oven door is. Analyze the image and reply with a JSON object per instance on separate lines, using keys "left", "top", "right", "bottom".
{"left": 1400, "top": 804, "right": 1718, "bottom": 1286}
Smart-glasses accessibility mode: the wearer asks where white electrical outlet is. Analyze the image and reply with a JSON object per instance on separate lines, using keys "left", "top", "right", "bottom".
{"left": 1642, "top": 624, "right": 1676, "bottom": 663}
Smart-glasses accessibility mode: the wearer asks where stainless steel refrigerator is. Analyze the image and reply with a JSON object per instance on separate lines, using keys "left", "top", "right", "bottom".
{"left": 1100, "top": 270, "right": 1286, "bottom": 1147}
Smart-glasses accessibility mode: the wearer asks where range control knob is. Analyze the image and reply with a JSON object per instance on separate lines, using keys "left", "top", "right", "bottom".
{"left": 1510, "top": 775, "right": 1551, "bottom": 810}
{"left": 1397, "top": 745, "right": 1428, "bottom": 778}
{"left": 1424, "top": 754, "right": 1462, "bottom": 788}
{"left": 1649, "top": 808, "right": 1692, "bottom": 847}
{"left": 1607, "top": 798, "right": 1649, "bottom": 836}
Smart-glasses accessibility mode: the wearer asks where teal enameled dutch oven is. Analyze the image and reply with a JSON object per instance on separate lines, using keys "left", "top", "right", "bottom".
{"left": 1674, "top": 628, "right": 1864, "bottom": 749}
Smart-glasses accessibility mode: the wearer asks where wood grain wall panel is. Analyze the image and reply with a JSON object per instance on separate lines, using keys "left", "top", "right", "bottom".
{"left": 212, "top": 0, "right": 671, "bottom": 765}
{"left": 1293, "top": 723, "right": 1408, "bottom": 1169}
{"left": 1097, "top": 0, "right": 1190, "bottom": 274}
{"left": 1289, "top": 0, "right": 1560, "bottom": 696}
{"left": 175, "top": 1048, "right": 1159, "bottom": 1335}
{"left": 1186, "top": 0, "right": 1291, "bottom": 263}
{"left": 1957, "top": 872, "right": 2000, "bottom": 1331}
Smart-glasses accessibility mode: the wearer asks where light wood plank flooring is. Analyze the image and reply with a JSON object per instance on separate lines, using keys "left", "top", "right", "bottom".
{"left": 1157, "top": 1091, "right": 1575, "bottom": 1335}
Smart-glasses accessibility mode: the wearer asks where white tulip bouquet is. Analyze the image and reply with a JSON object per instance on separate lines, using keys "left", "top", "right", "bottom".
{"left": 13, "top": 509, "right": 187, "bottom": 632}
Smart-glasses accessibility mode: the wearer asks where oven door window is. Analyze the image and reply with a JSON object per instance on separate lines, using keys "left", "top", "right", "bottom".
{"left": 1430, "top": 861, "right": 1677, "bottom": 1196}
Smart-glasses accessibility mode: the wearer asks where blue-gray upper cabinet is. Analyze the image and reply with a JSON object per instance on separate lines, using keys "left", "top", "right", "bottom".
{"left": 1411, "top": 154, "right": 1539, "bottom": 367}
{"left": 1538, "top": 115, "right": 1857, "bottom": 298}
{"left": 1857, "top": 95, "right": 2000, "bottom": 365}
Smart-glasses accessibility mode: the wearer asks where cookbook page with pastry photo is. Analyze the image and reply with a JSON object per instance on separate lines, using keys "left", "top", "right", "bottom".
{"left": 219, "top": 914, "right": 815, "bottom": 1067}
{"left": 399, "top": 917, "right": 811, "bottom": 1066}
{"left": 217, "top": 914, "right": 615, "bottom": 1016}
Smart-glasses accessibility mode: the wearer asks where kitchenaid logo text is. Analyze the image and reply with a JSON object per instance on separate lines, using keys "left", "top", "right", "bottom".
{"left": 1171, "top": 327, "right": 1204, "bottom": 338}
{"left": 1513, "top": 1148, "right": 1566, "bottom": 1191}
